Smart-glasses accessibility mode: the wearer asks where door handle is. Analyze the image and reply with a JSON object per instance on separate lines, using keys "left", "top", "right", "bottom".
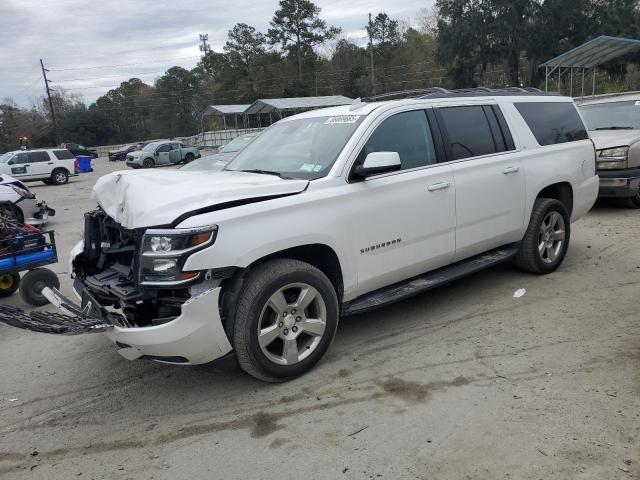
{"left": 427, "top": 181, "right": 451, "bottom": 192}
{"left": 47, "top": 162, "right": 53, "bottom": 165}
{"left": 503, "top": 166, "right": 520, "bottom": 174}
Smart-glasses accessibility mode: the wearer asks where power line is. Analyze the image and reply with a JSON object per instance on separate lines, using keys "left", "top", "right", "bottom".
{"left": 48, "top": 55, "right": 202, "bottom": 72}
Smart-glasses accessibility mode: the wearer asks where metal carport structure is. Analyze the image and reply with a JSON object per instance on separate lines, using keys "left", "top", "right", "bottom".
{"left": 540, "top": 35, "right": 640, "bottom": 99}
{"left": 244, "top": 95, "right": 353, "bottom": 126}
{"left": 202, "top": 104, "right": 251, "bottom": 130}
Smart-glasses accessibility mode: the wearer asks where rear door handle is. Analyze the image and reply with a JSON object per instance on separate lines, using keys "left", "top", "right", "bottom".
{"left": 427, "top": 181, "right": 452, "bottom": 192}
{"left": 503, "top": 166, "right": 520, "bottom": 174}
{"left": 47, "top": 162, "right": 53, "bottom": 165}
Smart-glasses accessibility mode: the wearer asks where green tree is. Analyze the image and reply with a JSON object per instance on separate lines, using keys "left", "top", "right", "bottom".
{"left": 366, "top": 13, "right": 402, "bottom": 48}
{"left": 268, "top": 0, "right": 341, "bottom": 85}
{"left": 224, "top": 23, "right": 266, "bottom": 72}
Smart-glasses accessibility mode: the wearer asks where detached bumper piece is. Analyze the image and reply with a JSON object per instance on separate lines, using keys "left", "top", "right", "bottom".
{"left": 0, "top": 304, "right": 113, "bottom": 335}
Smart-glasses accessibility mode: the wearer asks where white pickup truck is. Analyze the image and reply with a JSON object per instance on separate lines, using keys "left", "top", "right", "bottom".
{"left": 0, "top": 88, "right": 599, "bottom": 382}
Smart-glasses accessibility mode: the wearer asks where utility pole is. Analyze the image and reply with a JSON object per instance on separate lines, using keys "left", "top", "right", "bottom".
{"left": 40, "top": 58, "right": 58, "bottom": 146}
{"left": 368, "top": 13, "right": 376, "bottom": 96}
{"left": 199, "top": 34, "right": 211, "bottom": 56}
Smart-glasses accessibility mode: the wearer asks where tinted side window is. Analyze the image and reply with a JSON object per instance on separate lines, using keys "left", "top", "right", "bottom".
{"left": 13, "top": 153, "right": 29, "bottom": 164}
{"left": 437, "top": 106, "right": 497, "bottom": 160}
{"left": 28, "top": 152, "right": 49, "bottom": 163}
{"left": 53, "top": 150, "right": 75, "bottom": 160}
{"left": 157, "top": 144, "right": 171, "bottom": 153}
{"left": 515, "top": 102, "right": 589, "bottom": 146}
{"left": 362, "top": 110, "right": 437, "bottom": 170}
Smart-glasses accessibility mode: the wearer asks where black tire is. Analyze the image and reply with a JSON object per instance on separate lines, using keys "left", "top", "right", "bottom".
{"left": 623, "top": 190, "right": 640, "bottom": 209}
{"left": 0, "top": 273, "right": 20, "bottom": 298}
{"left": 19, "top": 268, "right": 60, "bottom": 306}
{"left": 183, "top": 153, "right": 195, "bottom": 164}
{"left": 231, "top": 259, "right": 339, "bottom": 382}
{"left": 42, "top": 179, "right": 52, "bottom": 185}
{"left": 515, "top": 198, "right": 571, "bottom": 274}
{"left": 51, "top": 169, "right": 69, "bottom": 185}
{"left": 142, "top": 158, "right": 155, "bottom": 169}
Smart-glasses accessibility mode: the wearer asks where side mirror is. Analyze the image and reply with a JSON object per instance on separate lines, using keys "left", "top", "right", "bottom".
{"left": 7, "top": 159, "right": 14, "bottom": 165}
{"left": 355, "top": 152, "right": 401, "bottom": 178}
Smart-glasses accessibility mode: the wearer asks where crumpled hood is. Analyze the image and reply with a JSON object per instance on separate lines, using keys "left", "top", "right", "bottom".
{"left": 92, "top": 169, "right": 309, "bottom": 229}
{"left": 589, "top": 130, "right": 640, "bottom": 150}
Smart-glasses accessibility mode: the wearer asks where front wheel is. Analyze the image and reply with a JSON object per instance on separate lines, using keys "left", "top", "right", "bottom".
{"left": 515, "top": 198, "right": 571, "bottom": 274}
{"left": 51, "top": 169, "right": 69, "bottom": 185}
{"left": 0, "top": 273, "right": 20, "bottom": 298}
{"left": 142, "top": 158, "right": 155, "bottom": 169}
{"left": 231, "top": 259, "right": 339, "bottom": 382}
{"left": 623, "top": 189, "right": 640, "bottom": 209}
{"left": 19, "top": 268, "right": 60, "bottom": 306}
{"left": 183, "top": 153, "right": 195, "bottom": 164}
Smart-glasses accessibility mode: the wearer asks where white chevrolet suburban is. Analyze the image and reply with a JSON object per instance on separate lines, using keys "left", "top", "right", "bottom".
{"left": 0, "top": 88, "right": 599, "bottom": 382}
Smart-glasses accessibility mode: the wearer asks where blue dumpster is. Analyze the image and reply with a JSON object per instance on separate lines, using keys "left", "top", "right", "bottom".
{"left": 76, "top": 155, "right": 93, "bottom": 173}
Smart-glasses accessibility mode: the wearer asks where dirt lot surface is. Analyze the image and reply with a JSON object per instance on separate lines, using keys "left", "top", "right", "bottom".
{"left": 0, "top": 159, "right": 638, "bottom": 479}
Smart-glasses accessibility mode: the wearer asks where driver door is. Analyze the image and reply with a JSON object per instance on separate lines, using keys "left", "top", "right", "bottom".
{"left": 8, "top": 152, "right": 32, "bottom": 179}
{"left": 347, "top": 109, "right": 457, "bottom": 296}
{"left": 169, "top": 143, "right": 182, "bottom": 164}
{"left": 155, "top": 144, "right": 171, "bottom": 165}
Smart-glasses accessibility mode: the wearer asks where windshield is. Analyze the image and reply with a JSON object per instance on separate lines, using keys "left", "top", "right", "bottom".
{"left": 0, "top": 153, "right": 14, "bottom": 164}
{"left": 579, "top": 100, "right": 640, "bottom": 130}
{"left": 180, "top": 155, "right": 229, "bottom": 172}
{"left": 225, "top": 115, "right": 364, "bottom": 179}
{"left": 143, "top": 142, "right": 160, "bottom": 152}
{"left": 220, "top": 135, "right": 255, "bottom": 153}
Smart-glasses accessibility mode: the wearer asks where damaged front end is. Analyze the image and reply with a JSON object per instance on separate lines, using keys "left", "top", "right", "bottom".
{"left": 0, "top": 208, "right": 234, "bottom": 364}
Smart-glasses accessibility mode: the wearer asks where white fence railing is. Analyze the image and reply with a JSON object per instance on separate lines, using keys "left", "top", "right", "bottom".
{"left": 91, "top": 128, "right": 265, "bottom": 157}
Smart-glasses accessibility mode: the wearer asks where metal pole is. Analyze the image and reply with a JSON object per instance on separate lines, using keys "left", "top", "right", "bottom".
{"left": 545, "top": 66, "right": 549, "bottom": 92}
{"left": 234, "top": 114, "right": 238, "bottom": 131}
{"left": 558, "top": 67, "right": 561, "bottom": 94}
{"left": 581, "top": 68, "right": 585, "bottom": 102}
{"left": 40, "top": 59, "right": 59, "bottom": 145}
{"left": 569, "top": 68, "right": 573, "bottom": 97}
{"left": 223, "top": 115, "right": 227, "bottom": 131}
{"left": 592, "top": 68, "right": 596, "bottom": 96}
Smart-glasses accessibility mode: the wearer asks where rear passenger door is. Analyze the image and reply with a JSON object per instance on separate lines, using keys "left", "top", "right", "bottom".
{"left": 169, "top": 143, "right": 182, "bottom": 163}
{"left": 28, "top": 151, "right": 54, "bottom": 179}
{"left": 435, "top": 104, "right": 525, "bottom": 261}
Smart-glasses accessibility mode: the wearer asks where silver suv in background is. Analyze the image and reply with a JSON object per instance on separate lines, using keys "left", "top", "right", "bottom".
{"left": 578, "top": 92, "right": 640, "bottom": 207}
{"left": 126, "top": 141, "right": 201, "bottom": 169}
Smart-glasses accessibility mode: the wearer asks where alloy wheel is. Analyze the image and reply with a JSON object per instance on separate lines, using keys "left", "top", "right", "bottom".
{"left": 257, "top": 282, "right": 327, "bottom": 366}
{"left": 538, "top": 211, "right": 565, "bottom": 263}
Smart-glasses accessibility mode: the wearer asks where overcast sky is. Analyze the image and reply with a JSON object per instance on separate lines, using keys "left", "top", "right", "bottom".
{"left": 0, "top": 0, "right": 434, "bottom": 107}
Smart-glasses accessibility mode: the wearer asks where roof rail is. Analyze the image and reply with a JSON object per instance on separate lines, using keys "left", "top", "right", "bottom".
{"left": 363, "top": 86, "right": 552, "bottom": 102}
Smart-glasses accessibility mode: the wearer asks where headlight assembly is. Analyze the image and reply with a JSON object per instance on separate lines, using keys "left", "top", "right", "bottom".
{"left": 597, "top": 146, "right": 629, "bottom": 170}
{"left": 140, "top": 226, "right": 217, "bottom": 286}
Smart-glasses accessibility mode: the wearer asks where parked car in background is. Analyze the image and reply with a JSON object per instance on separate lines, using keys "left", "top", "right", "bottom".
{"left": 32, "top": 89, "right": 598, "bottom": 382}
{"left": 578, "top": 92, "right": 640, "bottom": 207}
{"left": 125, "top": 141, "right": 201, "bottom": 168}
{"left": 108, "top": 144, "right": 137, "bottom": 162}
{"left": 181, "top": 132, "right": 259, "bottom": 172}
{"left": 0, "top": 149, "right": 77, "bottom": 185}
{"left": 61, "top": 143, "right": 98, "bottom": 159}
{"left": 0, "top": 174, "right": 55, "bottom": 226}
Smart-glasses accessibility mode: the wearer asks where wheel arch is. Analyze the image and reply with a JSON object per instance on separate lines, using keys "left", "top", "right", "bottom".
{"left": 536, "top": 182, "right": 574, "bottom": 216}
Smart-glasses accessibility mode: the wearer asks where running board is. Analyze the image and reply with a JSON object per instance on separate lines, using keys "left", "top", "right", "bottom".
{"left": 342, "top": 244, "right": 519, "bottom": 316}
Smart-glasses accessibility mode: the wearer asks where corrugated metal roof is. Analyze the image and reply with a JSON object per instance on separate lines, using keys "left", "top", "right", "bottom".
{"left": 204, "top": 104, "right": 251, "bottom": 116}
{"left": 540, "top": 35, "right": 640, "bottom": 69}
{"left": 245, "top": 95, "right": 353, "bottom": 114}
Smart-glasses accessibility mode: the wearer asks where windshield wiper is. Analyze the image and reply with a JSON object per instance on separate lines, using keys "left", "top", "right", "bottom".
{"left": 236, "top": 169, "right": 293, "bottom": 179}
{"left": 594, "top": 126, "right": 634, "bottom": 130}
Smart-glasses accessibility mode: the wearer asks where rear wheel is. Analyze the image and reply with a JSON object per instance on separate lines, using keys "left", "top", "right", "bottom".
{"left": 0, "top": 273, "right": 20, "bottom": 298}
{"left": 19, "top": 268, "right": 60, "bottom": 306}
{"left": 51, "top": 169, "right": 69, "bottom": 185}
{"left": 183, "top": 153, "right": 195, "bottom": 163}
{"left": 142, "top": 158, "right": 155, "bottom": 168}
{"left": 231, "top": 259, "right": 339, "bottom": 382}
{"left": 515, "top": 198, "right": 571, "bottom": 274}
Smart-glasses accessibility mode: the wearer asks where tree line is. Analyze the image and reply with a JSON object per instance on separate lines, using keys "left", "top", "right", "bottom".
{"left": 1, "top": 0, "right": 639, "bottom": 152}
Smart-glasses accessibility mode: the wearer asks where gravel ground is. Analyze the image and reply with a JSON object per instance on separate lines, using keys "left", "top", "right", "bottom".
{"left": 0, "top": 159, "right": 638, "bottom": 479}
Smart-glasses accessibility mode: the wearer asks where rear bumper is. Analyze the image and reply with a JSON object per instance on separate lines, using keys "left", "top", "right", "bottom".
{"left": 597, "top": 169, "right": 640, "bottom": 198}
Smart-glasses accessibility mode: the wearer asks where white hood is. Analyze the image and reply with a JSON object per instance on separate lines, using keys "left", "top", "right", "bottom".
{"left": 589, "top": 130, "right": 640, "bottom": 150}
{"left": 92, "top": 169, "right": 309, "bottom": 229}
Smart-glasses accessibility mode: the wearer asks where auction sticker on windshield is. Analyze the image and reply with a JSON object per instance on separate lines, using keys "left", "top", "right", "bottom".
{"left": 325, "top": 115, "right": 360, "bottom": 124}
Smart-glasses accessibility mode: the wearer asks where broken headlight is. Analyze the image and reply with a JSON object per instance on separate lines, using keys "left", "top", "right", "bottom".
{"left": 140, "top": 226, "right": 217, "bottom": 286}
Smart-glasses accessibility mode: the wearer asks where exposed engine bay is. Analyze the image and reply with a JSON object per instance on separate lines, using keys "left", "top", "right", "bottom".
{"left": 72, "top": 209, "right": 192, "bottom": 327}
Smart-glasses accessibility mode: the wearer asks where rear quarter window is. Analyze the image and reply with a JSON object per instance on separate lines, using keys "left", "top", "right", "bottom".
{"left": 53, "top": 150, "right": 76, "bottom": 160}
{"left": 515, "top": 102, "right": 589, "bottom": 146}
